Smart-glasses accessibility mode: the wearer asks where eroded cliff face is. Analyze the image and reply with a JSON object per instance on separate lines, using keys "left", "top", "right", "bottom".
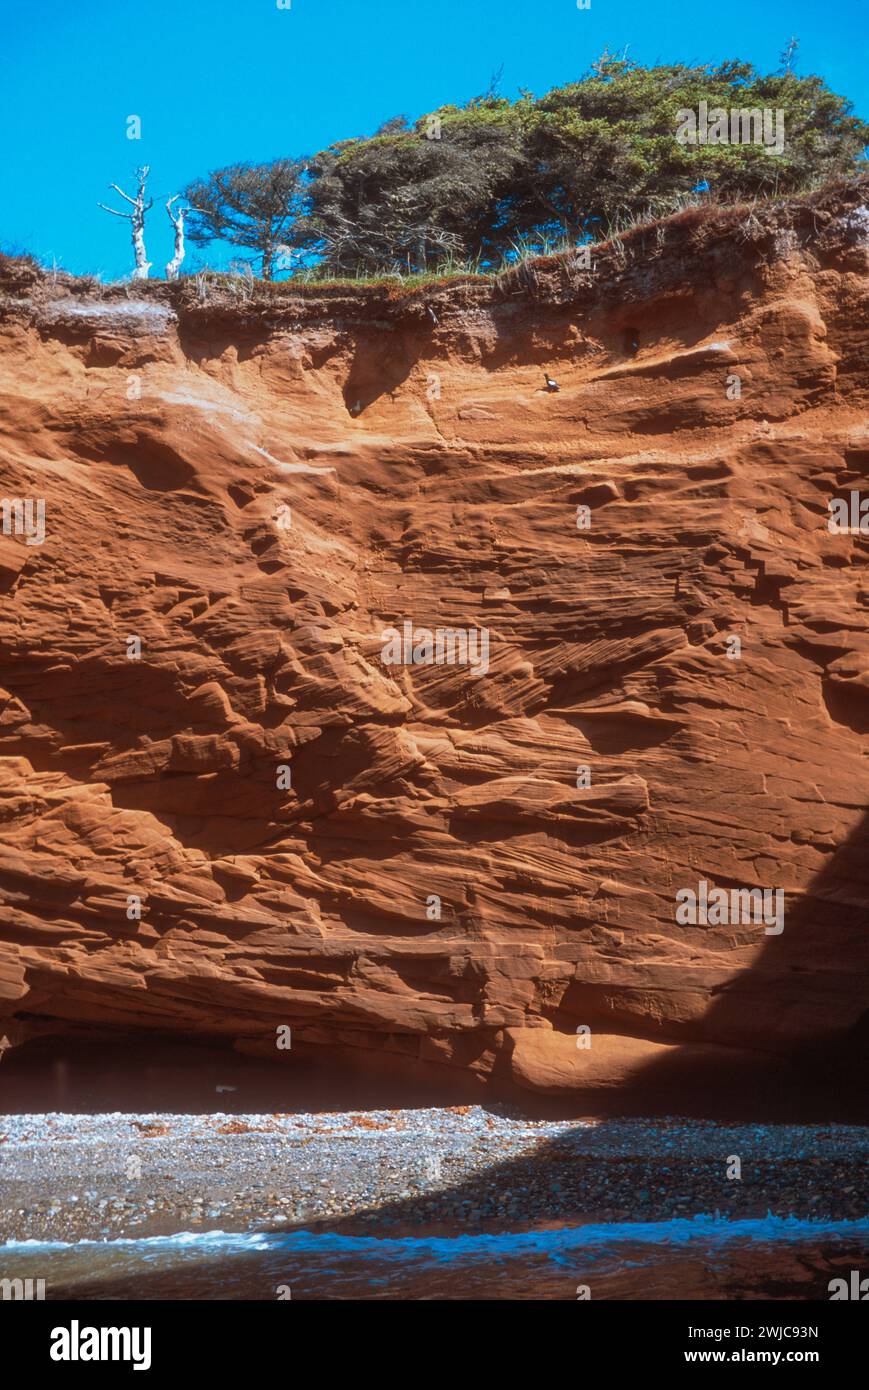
{"left": 1, "top": 184, "right": 868, "bottom": 1100}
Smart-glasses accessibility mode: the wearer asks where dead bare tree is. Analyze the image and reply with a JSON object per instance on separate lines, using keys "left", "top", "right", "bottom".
{"left": 98, "top": 167, "right": 153, "bottom": 279}
{"left": 165, "top": 195, "right": 195, "bottom": 280}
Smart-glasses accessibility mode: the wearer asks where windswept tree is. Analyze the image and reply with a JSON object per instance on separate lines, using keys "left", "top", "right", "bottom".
{"left": 98, "top": 166, "right": 153, "bottom": 279}
{"left": 521, "top": 57, "right": 869, "bottom": 229}
{"left": 295, "top": 113, "right": 524, "bottom": 275}
{"left": 182, "top": 159, "right": 306, "bottom": 279}
{"left": 292, "top": 58, "right": 869, "bottom": 276}
{"left": 180, "top": 59, "right": 868, "bottom": 281}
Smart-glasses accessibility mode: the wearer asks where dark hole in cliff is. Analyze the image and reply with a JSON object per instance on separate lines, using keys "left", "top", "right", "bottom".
{"left": 0, "top": 1033, "right": 489, "bottom": 1116}
{"left": 822, "top": 677, "right": 869, "bottom": 734}
{"left": 3, "top": 1027, "right": 864, "bottom": 1124}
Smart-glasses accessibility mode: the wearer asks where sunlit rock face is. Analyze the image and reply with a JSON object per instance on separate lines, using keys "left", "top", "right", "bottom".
{"left": 0, "top": 182, "right": 867, "bottom": 1100}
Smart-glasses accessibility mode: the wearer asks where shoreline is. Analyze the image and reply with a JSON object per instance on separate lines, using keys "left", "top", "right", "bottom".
{"left": 2, "top": 1107, "right": 867, "bottom": 1246}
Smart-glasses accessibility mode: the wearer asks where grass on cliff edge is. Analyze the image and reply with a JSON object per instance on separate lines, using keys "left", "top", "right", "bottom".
{"left": 2, "top": 174, "right": 868, "bottom": 307}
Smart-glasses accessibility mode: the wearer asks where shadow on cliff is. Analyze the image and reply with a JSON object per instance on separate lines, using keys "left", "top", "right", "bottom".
{"left": 341, "top": 333, "right": 418, "bottom": 415}
{"left": 626, "top": 803, "right": 869, "bottom": 1090}
{"left": 534, "top": 801, "right": 869, "bottom": 1120}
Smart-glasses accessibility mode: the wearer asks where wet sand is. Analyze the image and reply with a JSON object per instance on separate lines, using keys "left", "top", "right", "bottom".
{"left": 8, "top": 1220, "right": 869, "bottom": 1301}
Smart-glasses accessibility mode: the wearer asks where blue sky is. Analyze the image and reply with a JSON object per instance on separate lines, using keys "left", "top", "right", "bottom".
{"left": 1, "top": 0, "right": 866, "bottom": 279}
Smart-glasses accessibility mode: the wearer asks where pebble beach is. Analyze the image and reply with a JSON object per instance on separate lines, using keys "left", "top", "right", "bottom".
{"left": 2, "top": 1107, "right": 868, "bottom": 1245}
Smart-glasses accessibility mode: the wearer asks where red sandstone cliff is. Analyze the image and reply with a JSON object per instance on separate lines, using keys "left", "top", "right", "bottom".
{"left": 1, "top": 183, "right": 867, "bottom": 1099}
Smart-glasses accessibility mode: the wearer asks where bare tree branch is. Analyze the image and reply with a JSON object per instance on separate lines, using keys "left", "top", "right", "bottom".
{"left": 98, "top": 167, "right": 152, "bottom": 278}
